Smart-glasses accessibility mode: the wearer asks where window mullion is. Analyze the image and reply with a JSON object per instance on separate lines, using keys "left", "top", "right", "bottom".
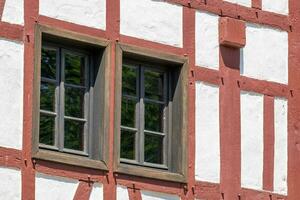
{"left": 54, "top": 47, "right": 60, "bottom": 149}
{"left": 163, "top": 72, "right": 168, "bottom": 167}
{"left": 139, "top": 65, "right": 145, "bottom": 164}
{"left": 58, "top": 49, "right": 65, "bottom": 151}
{"left": 83, "top": 55, "right": 89, "bottom": 155}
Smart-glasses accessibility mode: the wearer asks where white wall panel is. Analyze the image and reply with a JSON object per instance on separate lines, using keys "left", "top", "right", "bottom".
{"left": 241, "top": 24, "right": 288, "bottom": 84}
{"left": 195, "top": 11, "right": 219, "bottom": 70}
{"left": 224, "top": 0, "right": 251, "bottom": 7}
{"left": 39, "top": 0, "right": 106, "bottom": 30}
{"left": 0, "top": 39, "right": 23, "bottom": 150}
{"left": 1, "top": 0, "right": 24, "bottom": 25}
{"left": 262, "top": 0, "right": 289, "bottom": 15}
{"left": 274, "top": 98, "right": 288, "bottom": 195}
{"left": 116, "top": 185, "right": 129, "bottom": 200}
{"left": 120, "top": 0, "right": 183, "bottom": 47}
{"left": 195, "top": 82, "right": 220, "bottom": 183}
{"left": 0, "top": 167, "right": 21, "bottom": 200}
{"left": 141, "top": 190, "right": 180, "bottom": 200}
{"left": 35, "top": 173, "right": 78, "bottom": 200}
{"left": 241, "top": 92, "right": 264, "bottom": 190}
{"left": 90, "top": 183, "right": 103, "bottom": 200}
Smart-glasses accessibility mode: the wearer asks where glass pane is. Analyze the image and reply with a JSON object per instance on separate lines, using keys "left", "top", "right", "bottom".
{"left": 65, "top": 53, "right": 86, "bottom": 85}
{"left": 41, "top": 47, "right": 57, "bottom": 79}
{"left": 40, "top": 81, "right": 56, "bottom": 112}
{"left": 39, "top": 114, "right": 55, "bottom": 146}
{"left": 144, "top": 70, "right": 164, "bottom": 101}
{"left": 121, "top": 98, "right": 136, "bottom": 127}
{"left": 65, "top": 86, "right": 85, "bottom": 118}
{"left": 122, "top": 65, "right": 137, "bottom": 96}
{"left": 144, "top": 134, "right": 164, "bottom": 164}
{"left": 64, "top": 119, "right": 85, "bottom": 151}
{"left": 144, "top": 102, "right": 164, "bottom": 132}
{"left": 120, "top": 129, "right": 136, "bottom": 160}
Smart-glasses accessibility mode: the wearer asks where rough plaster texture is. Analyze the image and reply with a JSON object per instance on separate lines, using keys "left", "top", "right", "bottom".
{"left": 0, "top": 167, "right": 21, "bottom": 200}
{"left": 90, "top": 183, "right": 103, "bottom": 200}
{"left": 241, "top": 24, "right": 288, "bottom": 84}
{"left": 35, "top": 173, "right": 79, "bottom": 200}
{"left": 120, "top": 0, "right": 183, "bottom": 47}
{"left": 195, "top": 82, "right": 220, "bottom": 183}
{"left": 141, "top": 190, "right": 180, "bottom": 200}
{"left": 224, "top": 0, "right": 251, "bottom": 7}
{"left": 1, "top": 0, "right": 24, "bottom": 25}
{"left": 39, "top": 0, "right": 106, "bottom": 30}
{"left": 116, "top": 185, "right": 129, "bottom": 200}
{"left": 0, "top": 39, "right": 23, "bottom": 150}
{"left": 241, "top": 92, "right": 264, "bottom": 190}
{"left": 274, "top": 98, "right": 288, "bottom": 195}
{"left": 262, "top": 0, "right": 289, "bottom": 15}
{"left": 195, "top": 11, "right": 219, "bottom": 70}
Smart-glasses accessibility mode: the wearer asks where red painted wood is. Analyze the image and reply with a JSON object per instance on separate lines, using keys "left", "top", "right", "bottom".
{"left": 219, "top": 17, "right": 246, "bottom": 48}
{"left": 183, "top": 6, "right": 196, "bottom": 200}
{"left": 73, "top": 181, "right": 92, "bottom": 200}
{"left": 22, "top": 0, "right": 39, "bottom": 200}
{"left": 219, "top": 46, "right": 241, "bottom": 200}
{"left": 0, "top": 147, "right": 22, "bottom": 169}
{"left": 287, "top": 0, "right": 300, "bottom": 199}
{"left": 0, "top": 0, "right": 6, "bottom": 20}
{"left": 263, "top": 95, "right": 275, "bottom": 191}
{"left": 194, "top": 181, "right": 221, "bottom": 200}
{"left": 103, "top": 0, "right": 120, "bottom": 199}
{"left": 188, "top": 0, "right": 289, "bottom": 31}
{"left": 0, "top": 22, "right": 23, "bottom": 41}
{"left": 252, "top": 0, "right": 262, "bottom": 10}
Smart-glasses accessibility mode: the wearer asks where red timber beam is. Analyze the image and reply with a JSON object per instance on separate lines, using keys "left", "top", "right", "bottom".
{"left": 104, "top": 0, "right": 120, "bottom": 199}
{"left": 288, "top": 0, "right": 300, "bottom": 199}
{"left": 22, "top": 0, "right": 39, "bottom": 200}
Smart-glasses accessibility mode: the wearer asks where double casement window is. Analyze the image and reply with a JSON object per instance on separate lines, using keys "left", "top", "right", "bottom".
{"left": 120, "top": 62, "right": 170, "bottom": 168}
{"left": 114, "top": 44, "right": 188, "bottom": 182}
{"left": 33, "top": 25, "right": 188, "bottom": 182}
{"left": 39, "top": 46, "right": 91, "bottom": 154}
{"left": 32, "top": 25, "right": 110, "bottom": 169}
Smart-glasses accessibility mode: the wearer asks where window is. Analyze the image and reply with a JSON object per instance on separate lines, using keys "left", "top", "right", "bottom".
{"left": 39, "top": 46, "right": 91, "bottom": 154}
{"left": 32, "top": 25, "right": 110, "bottom": 170}
{"left": 120, "top": 62, "right": 169, "bottom": 168}
{"left": 114, "top": 44, "right": 188, "bottom": 182}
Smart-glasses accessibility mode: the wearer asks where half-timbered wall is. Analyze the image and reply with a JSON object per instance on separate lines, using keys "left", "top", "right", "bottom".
{"left": 0, "top": 0, "right": 299, "bottom": 199}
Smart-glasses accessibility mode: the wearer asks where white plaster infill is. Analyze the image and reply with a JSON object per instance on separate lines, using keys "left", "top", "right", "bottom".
{"left": 195, "top": 82, "right": 220, "bottom": 183}
{"left": 35, "top": 173, "right": 79, "bottom": 200}
{"left": 120, "top": 0, "right": 183, "bottom": 47}
{"left": 195, "top": 11, "right": 219, "bottom": 70}
{"left": 39, "top": 0, "right": 106, "bottom": 30}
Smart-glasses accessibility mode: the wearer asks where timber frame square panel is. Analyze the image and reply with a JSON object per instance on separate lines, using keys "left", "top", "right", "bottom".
{"left": 114, "top": 43, "right": 189, "bottom": 183}
{"left": 32, "top": 24, "right": 111, "bottom": 170}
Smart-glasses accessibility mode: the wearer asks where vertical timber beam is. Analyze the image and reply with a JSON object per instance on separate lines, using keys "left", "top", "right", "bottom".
{"left": 104, "top": 0, "right": 120, "bottom": 199}
{"left": 219, "top": 17, "right": 245, "bottom": 200}
{"left": 263, "top": 95, "right": 274, "bottom": 191}
{"left": 288, "top": 0, "right": 300, "bottom": 199}
{"left": 183, "top": 5, "right": 196, "bottom": 200}
{"left": 23, "top": 0, "right": 39, "bottom": 199}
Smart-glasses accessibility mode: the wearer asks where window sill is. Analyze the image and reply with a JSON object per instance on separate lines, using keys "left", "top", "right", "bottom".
{"left": 115, "top": 163, "right": 187, "bottom": 183}
{"left": 33, "top": 149, "right": 108, "bottom": 171}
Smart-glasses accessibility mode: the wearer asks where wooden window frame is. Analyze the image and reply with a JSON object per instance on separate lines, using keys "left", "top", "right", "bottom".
{"left": 32, "top": 24, "right": 111, "bottom": 170}
{"left": 114, "top": 43, "right": 189, "bottom": 183}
